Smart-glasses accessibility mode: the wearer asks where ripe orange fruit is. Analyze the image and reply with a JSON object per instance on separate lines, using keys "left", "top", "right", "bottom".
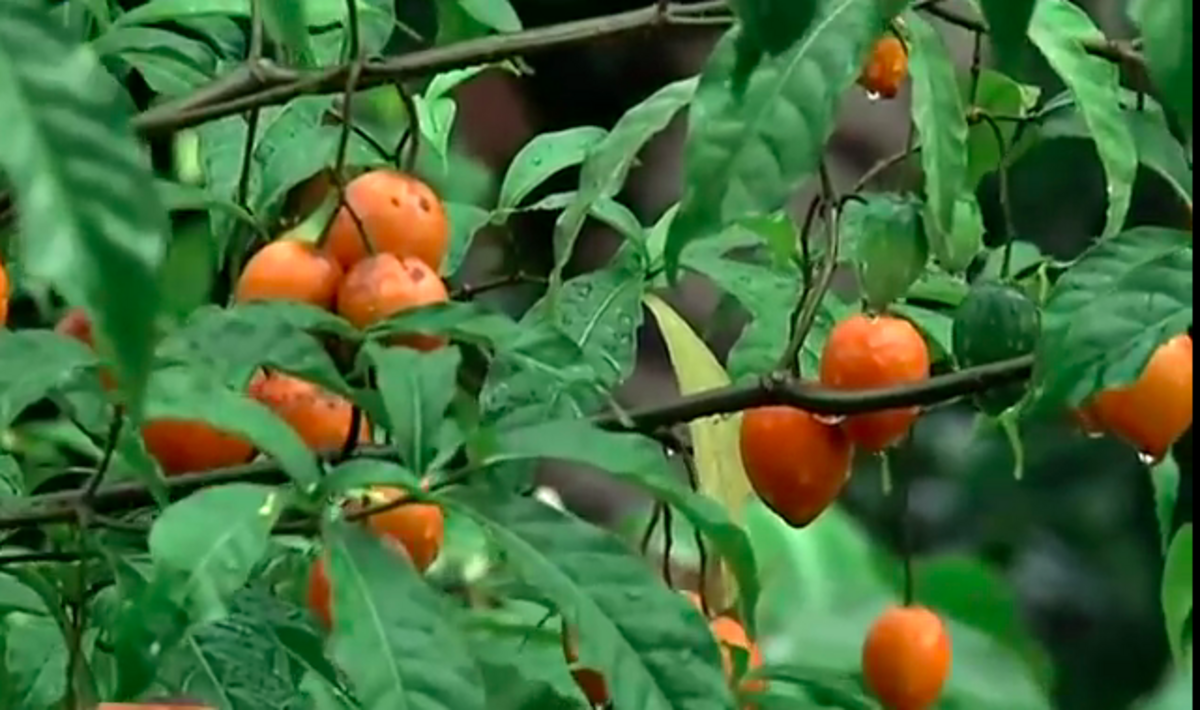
{"left": 234, "top": 238, "right": 343, "bottom": 310}
{"left": 346, "top": 485, "right": 444, "bottom": 572}
{"left": 336, "top": 253, "right": 449, "bottom": 350}
{"left": 142, "top": 419, "right": 256, "bottom": 476}
{"left": 740, "top": 406, "right": 854, "bottom": 527}
{"left": 858, "top": 35, "right": 908, "bottom": 99}
{"left": 0, "top": 258, "right": 9, "bottom": 327}
{"left": 1083, "top": 334, "right": 1193, "bottom": 460}
{"left": 819, "top": 314, "right": 931, "bottom": 452}
{"left": 711, "top": 616, "right": 766, "bottom": 694}
{"left": 249, "top": 371, "right": 370, "bottom": 453}
{"left": 323, "top": 170, "right": 449, "bottom": 273}
{"left": 862, "top": 605, "right": 951, "bottom": 710}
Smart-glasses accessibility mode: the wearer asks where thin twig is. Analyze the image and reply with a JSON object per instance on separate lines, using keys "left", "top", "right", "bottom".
{"left": 0, "top": 355, "right": 1036, "bottom": 531}
{"left": 132, "top": 2, "right": 733, "bottom": 138}
{"left": 852, "top": 144, "right": 920, "bottom": 194}
{"left": 640, "top": 503, "right": 664, "bottom": 556}
{"left": 449, "top": 272, "right": 547, "bottom": 300}
{"left": 392, "top": 82, "right": 421, "bottom": 172}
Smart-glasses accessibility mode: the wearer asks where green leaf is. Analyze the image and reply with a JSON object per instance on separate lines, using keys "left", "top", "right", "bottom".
{"left": 979, "top": 0, "right": 1036, "bottom": 71}
{"left": 2, "top": 612, "right": 67, "bottom": 709}
{"left": 729, "top": 0, "right": 819, "bottom": 64}
{"left": 0, "top": 330, "right": 97, "bottom": 430}
{"left": 1033, "top": 227, "right": 1192, "bottom": 406}
{"left": 326, "top": 520, "right": 486, "bottom": 710}
{"left": 0, "top": 573, "right": 47, "bottom": 617}
{"left": 444, "top": 487, "right": 736, "bottom": 710}
{"left": 1028, "top": 0, "right": 1137, "bottom": 238}
{"left": 554, "top": 78, "right": 698, "bottom": 275}
{"left": 498, "top": 127, "right": 608, "bottom": 211}
{"left": 445, "top": 202, "right": 491, "bottom": 277}
{"left": 1130, "top": 0, "right": 1192, "bottom": 136}
{"left": 455, "top": 0, "right": 521, "bottom": 33}
{"left": 364, "top": 343, "right": 462, "bottom": 475}
{"left": 0, "top": 0, "right": 168, "bottom": 414}
{"left": 1151, "top": 457, "right": 1181, "bottom": 551}
{"left": 149, "top": 484, "right": 285, "bottom": 624}
{"left": 485, "top": 418, "right": 760, "bottom": 628}
{"left": 665, "top": 2, "right": 892, "bottom": 277}
{"left": 262, "top": 0, "right": 314, "bottom": 66}
{"left": 844, "top": 193, "right": 929, "bottom": 311}
{"left": 93, "top": 25, "right": 219, "bottom": 96}
{"left": 964, "top": 70, "right": 1040, "bottom": 188}
{"left": 1127, "top": 107, "right": 1194, "bottom": 205}
{"left": 146, "top": 365, "right": 323, "bottom": 485}
{"left": 925, "top": 193, "right": 985, "bottom": 274}
{"left": 1161, "top": 524, "right": 1193, "bottom": 665}
{"left": 905, "top": 12, "right": 969, "bottom": 238}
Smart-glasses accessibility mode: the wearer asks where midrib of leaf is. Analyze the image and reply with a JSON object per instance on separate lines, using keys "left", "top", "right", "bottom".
{"left": 181, "top": 635, "right": 237, "bottom": 708}
{"left": 710, "top": 0, "right": 858, "bottom": 181}
{"left": 172, "top": 513, "right": 264, "bottom": 606}
{"left": 340, "top": 546, "right": 408, "bottom": 707}
{"left": 407, "top": 371, "right": 423, "bottom": 471}
{"left": 453, "top": 508, "right": 675, "bottom": 709}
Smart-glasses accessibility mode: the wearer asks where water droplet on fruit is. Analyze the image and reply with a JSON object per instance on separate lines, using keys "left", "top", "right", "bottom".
{"left": 1084, "top": 429, "right": 1105, "bottom": 440}
{"left": 814, "top": 413, "right": 846, "bottom": 426}
{"left": 1137, "top": 451, "right": 1161, "bottom": 466}
{"left": 866, "top": 90, "right": 882, "bottom": 102}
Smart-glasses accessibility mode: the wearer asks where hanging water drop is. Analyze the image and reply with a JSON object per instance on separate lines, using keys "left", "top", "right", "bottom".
{"left": 866, "top": 90, "right": 882, "bottom": 102}
{"left": 814, "top": 413, "right": 847, "bottom": 426}
{"left": 1137, "top": 451, "right": 1161, "bottom": 466}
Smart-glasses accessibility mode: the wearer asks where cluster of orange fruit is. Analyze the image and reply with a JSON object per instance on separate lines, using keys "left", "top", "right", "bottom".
{"left": 0, "top": 257, "right": 8, "bottom": 327}
{"left": 858, "top": 35, "right": 909, "bottom": 100}
{"left": 51, "top": 168, "right": 453, "bottom": 631}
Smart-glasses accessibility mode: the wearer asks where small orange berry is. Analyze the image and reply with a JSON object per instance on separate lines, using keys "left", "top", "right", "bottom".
{"left": 1085, "top": 334, "right": 1193, "bottom": 460}
{"left": 859, "top": 35, "right": 909, "bottom": 99}
{"left": 234, "top": 239, "right": 343, "bottom": 310}
{"left": 819, "top": 314, "right": 931, "bottom": 452}
{"left": 0, "top": 258, "right": 9, "bottom": 327}
{"left": 323, "top": 170, "right": 450, "bottom": 273}
{"left": 141, "top": 419, "right": 256, "bottom": 476}
{"left": 249, "top": 371, "right": 370, "bottom": 453}
{"left": 336, "top": 252, "right": 449, "bottom": 350}
{"left": 862, "top": 605, "right": 951, "bottom": 710}
{"left": 347, "top": 486, "right": 444, "bottom": 573}
{"left": 740, "top": 406, "right": 853, "bottom": 527}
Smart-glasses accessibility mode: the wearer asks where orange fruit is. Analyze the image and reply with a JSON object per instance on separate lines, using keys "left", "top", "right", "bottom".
{"left": 0, "top": 258, "right": 9, "bottom": 327}
{"left": 249, "top": 371, "right": 370, "bottom": 453}
{"left": 336, "top": 252, "right": 449, "bottom": 350}
{"left": 234, "top": 238, "right": 343, "bottom": 310}
{"left": 740, "top": 406, "right": 854, "bottom": 527}
{"left": 819, "top": 314, "right": 931, "bottom": 452}
{"left": 141, "top": 419, "right": 256, "bottom": 476}
{"left": 323, "top": 170, "right": 449, "bottom": 273}
{"left": 858, "top": 35, "right": 908, "bottom": 99}
{"left": 56, "top": 308, "right": 118, "bottom": 390}
{"left": 1084, "top": 334, "right": 1193, "bottom": 460}
{"left": 862, "top": 605, "right": 951, "bottom": 710}
{"left": 711, "top": 616, "right": 766, "bottom": 694}
{"left": 346, "top": 485, "right": 444, "bottom": 572}
{"left": 307, "top": 555, "right": 333, "bottom": 630}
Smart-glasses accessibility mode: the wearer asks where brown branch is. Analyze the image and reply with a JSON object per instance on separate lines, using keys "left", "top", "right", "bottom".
{"left": 131, "top": 2, "right": 731, "bottom": 138}
{"left": 0, "top": 355, "right": 1034, "bottom": 532}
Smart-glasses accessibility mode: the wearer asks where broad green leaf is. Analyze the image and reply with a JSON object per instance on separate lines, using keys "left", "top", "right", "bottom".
{"left": 1127, "top": 108, "right": 1194, "bottom": 205}
{"left": 1033, "top": 227, "right": 1192, "bottom": 406}
{"left": 0, "top": 0, "right": 167, "bottom": 414}
{"left": 455, "top": 0, "right": 521, "bottom": 33}
{"left": 844, "top": 193, "right": 928, "bottom": 311}
{"left": 926, "top": 193, "right": 985, "bottom": 274}
{"left": 1028, "top": 0, "right": 1137, "bottom": 237}
{"left": 444, "top": 487, "right": 736, "bottom": 710}
{"left": 145, "top": 365, "right": 323, "bottom": 485}
{"left": 364, "top": 343, "right": 462, "bottom": 474}
{"left": 93, "top": 25, "right": 219, "bottom": 96}
{"left": 108, "top": 557, "right": 192, "bottom": 700}
{"left": 157, "top": 301, "right": 355, "bottom": 395}
{"left": 262, "top": 0, "right": 314, "bottom": 66}
{"left": 0, "top": 574, "right": 47, "bottom": 617}
{"left": 964, "top": 70, "right": 1040, "bottom": 188}
{"left": 0, "top": 330, "right": 97, "bottom": 430}
{"left": 979, "top": 0, "right": 1036, "bottom": 71}
{"left": 665, "top": 2, "right": 892, "bottom": 277}
{"left": 484, "top": 418, "right": 760, "bottom": 629}
{"left": 498, "top": 127, "right": 608, "bottom": 211}
{"left": 728, "top": 0, "right": 819, "bottom": 78}
{"left": 116, "top": 0, "right": 389, "bottom": 31}
{"left": 149, "top": 484, "right": 284, "bottom": 624}
{"left": 1161, "top": 524, "right": 1193, "bottom": 665}
{"left": 555, "top": 78, "right": 698, "bottom": 275}
{"left": 905, "top": 12, "right": 969, "bottom": 238}
{"left": 643, "top": 295, "right": 752, "bottom": 614}
{"left": 1151, "top": 456, "right": 1181, "bottom": 551}
{"left": 1130, "top": 0, "right": 1192, "bottom": 136}
{"left": 445, "top": 201, "right": 491, "bottom": 276}
{"left": 326, "top": 521, "right": 485, "bottom": 710}
{"left": 892, "top": 302, "right": 953, "bottom": 361}
{"left": 2, "top": 612, "right": 67, "bottom": 709}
